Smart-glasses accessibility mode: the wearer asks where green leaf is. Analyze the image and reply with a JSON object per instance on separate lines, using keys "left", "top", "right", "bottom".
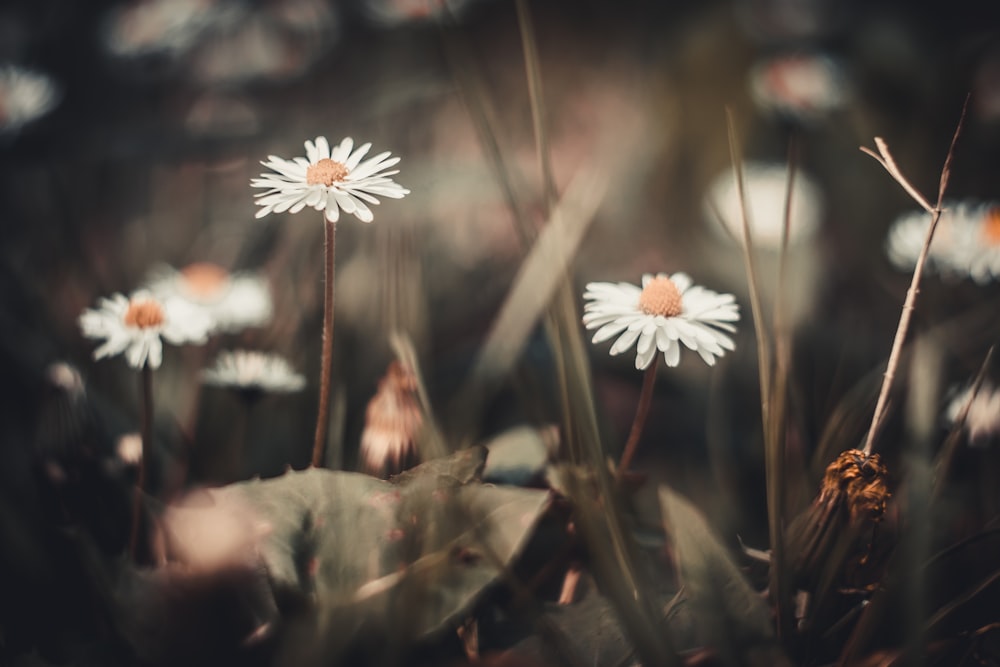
{"left": 658, "top": 485, "right": 774, "bottom": 653}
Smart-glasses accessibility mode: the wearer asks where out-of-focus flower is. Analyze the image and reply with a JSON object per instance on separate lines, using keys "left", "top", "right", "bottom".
{"left": 704, "top": 161, "right": 824, "bottom": 248}
{"left": 79, "top": 291, "right": 212, "bottom": 370}
{"left": 582, "top": 273, "right": 739, "bottom": 369}
{"left": 102, "top": 0, "right": 237, "bottom": 58}
{"left": 749, "top": 53, "right": 848, "bottom": 123}
{"left": 358, "top": 0, "right": 487, "bottom": 28}
{"left": 201, "top": 350, "right": 306, "bottom": 394}
{"left": 886, "top": 200, "right": 1000, "bottom": 284}
{"left": 103, "top": 0, "right": 336, "bottom": 85}
{"left": 252, "top": 136, "right": 410, "bottom": 223}
{"left": 116, "top": 432, "right": 144, "bottom": 466}
{"left": 188, "top": 0, "right": 338, "bottom": 85}
{"left": 145, "top": 262, "right": 272, "bottom": 334}
{"left": 0, "top": 65, "right": 60, "bottom": 133}
{"left": 946, "top": 381, "right": 1000, "bottom": 447}
{"left": 359, "top": 361, "right": 423, "bottom": 476}
{"left": 162, "top": 489, "right": 269, "bottom": 572}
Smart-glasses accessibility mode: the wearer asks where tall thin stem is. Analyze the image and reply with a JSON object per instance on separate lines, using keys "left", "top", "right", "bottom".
{"left": 312, "top": 216, "right": 337, "bottom": 468}
{"left": 617, "top": 356, "right": 660, "bottom": 481}
{"left": 129, "top": 363, "right": 153, "bottom": 559}
{"left": 860, "top": 97, "right": 968, "bottom": 457}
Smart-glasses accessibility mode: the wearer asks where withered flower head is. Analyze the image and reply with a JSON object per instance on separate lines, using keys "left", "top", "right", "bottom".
{"left": 819, "top": 449, "right": 891, "bottom": 523}
{"left": 359, "top": 361, "right": 423, "bottom": 477}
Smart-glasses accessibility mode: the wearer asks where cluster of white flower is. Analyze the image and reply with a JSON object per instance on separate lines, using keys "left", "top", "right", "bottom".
{"left": 886, "top": 200, "right": 1000, "bottom": 284}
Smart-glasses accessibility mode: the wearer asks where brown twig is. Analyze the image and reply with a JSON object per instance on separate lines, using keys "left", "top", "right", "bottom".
{"left": 860, "top": 96, "right": 969, "bottom": 458}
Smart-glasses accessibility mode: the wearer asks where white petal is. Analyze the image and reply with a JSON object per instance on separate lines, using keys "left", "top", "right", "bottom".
{"left": 663, "top": 341, "right": 681, "bottom": 367}
{"left": 609, "top": 327, "right": 641, "bottom": 356}
{"left": 635, "top": 343, "right": 656, "bottom": 370}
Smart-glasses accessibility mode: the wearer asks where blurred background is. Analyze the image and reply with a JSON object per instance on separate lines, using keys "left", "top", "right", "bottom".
{"left": 2, "top": 1, "right": 1000, "bottom": 658}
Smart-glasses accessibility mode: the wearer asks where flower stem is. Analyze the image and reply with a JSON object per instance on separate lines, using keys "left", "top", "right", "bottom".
{"left": 617, "top": 356, "right": 659, "bottom": 481}
{"left": 129, "top": 363, "right": 153, "bottom": 560}
{"left": 312, "top": 216, "right": 337, "bottom": 468}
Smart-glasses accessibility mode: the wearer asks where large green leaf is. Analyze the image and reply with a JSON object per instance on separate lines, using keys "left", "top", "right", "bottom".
{"left": 126, "top": 448, "right": 550, "bottom": 664}
{"left": 658, "top": 485, "right": 775, "bottom": 656}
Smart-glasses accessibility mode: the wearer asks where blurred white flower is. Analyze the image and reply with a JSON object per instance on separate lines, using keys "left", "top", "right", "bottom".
{"left": 946, "top": 381, "right": 1000, "bottom": 447}
{"left": 0, "top": 65, "right": 60, "bottom": 132}
{"left": 79, "top": 291, "right": 212, "bottom": 370}
{"left": 116, "top": 432, "right": 144, "bottom": 465}
{"left": 201, "top": 350, "right": 305, "bottom": 394}
{"left": 251, "top": 136, "right": 410, "bottom": 223}
{"left": 583, "top": 273, "right": 740, "bottom": 369}
{"left": 749, "top": 53, "right": 848, "bottom": 123}
{"left": 886, "top": 200, "right": 1000, "bottom": 284}
{"left": 103, "top": 0, "right": 239, "bottom": 58}
{"left": 145, "top": 262, "right": 272, "bottom": 334}
{"left": 704, "top": 161, "right": 823, "bottom": 248}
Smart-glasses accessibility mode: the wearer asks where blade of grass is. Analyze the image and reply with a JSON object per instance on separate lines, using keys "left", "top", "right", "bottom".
{"left": 721, "top": 109, "right": 789, "bottom": 636}
{"left": 932, "top": 345, "right": 995, "bottom": 498}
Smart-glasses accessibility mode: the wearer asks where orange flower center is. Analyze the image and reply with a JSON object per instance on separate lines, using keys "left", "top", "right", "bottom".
{"left": 124, "top": 298, "right": 165, "bottom": 329}
{"left": 181, "top": 262, "right": 230, "bottom": 299}
{"left": 306, "top": 158, "right": 349, "bottom": 187}
{"left": 638, "top": 276, "right": 683, "bottom": 317}
{"left": 982, "top": 206, "right": 1000, "bottom": 245}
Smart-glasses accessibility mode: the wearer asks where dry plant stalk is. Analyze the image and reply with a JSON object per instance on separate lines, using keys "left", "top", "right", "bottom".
{"left": 859, "top": 96, "right": 969, "bottom": 458}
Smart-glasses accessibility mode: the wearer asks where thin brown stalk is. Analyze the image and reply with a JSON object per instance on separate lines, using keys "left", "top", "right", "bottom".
{"left": 616, "top": 357, "right": 659, "bottom": 481}
{"left": 129, "top": 363, "right": 153, "bottom": 560}
{"left": 860, "top": 97, "right": 969, "bottom": 457}
{"left": 312, "top": 216, "right": 337, "bottom": 468}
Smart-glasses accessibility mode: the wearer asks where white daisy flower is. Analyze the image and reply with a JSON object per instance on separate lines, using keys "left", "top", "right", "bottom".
{"left": 251, "top": 136, "right": 410, "bottom": 223}
{"left": 704, "top": 161, "right": 824, "bottom": 248}
{"left": 749, "top": 53, "right": 848, "bottom": 123}
{"left": 0, "top": 65, "right": 60, "bottom": 133}
{"left": 583, "top": 273, "right": 740, "bottom": 370}
{"left": 945, "top": 381, "right": 1000, "bottom": 447}
{"left": 201, "top": 350, "right": 306, "bottom": 393}
{"left": 145, "top": 262, "right": 273, "bottom": 334}
{"left": 886, "top": 200, "right": 1000, "bottom": 284}
{"left": 79, "top": 291, "right": 212, "bottom": 370}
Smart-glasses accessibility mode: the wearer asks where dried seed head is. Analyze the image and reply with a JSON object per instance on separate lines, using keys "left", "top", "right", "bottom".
{"left": 638, "top": 276, "right": 683, "bottom": 317}
{"left": 306, "top": 158, "right": 349, "bottom": 187}
{"left": 360, "top": 361, "right": 422, "bottom": 477}
{"left": 820, "top": 450, "right": 891, "bottom": 523}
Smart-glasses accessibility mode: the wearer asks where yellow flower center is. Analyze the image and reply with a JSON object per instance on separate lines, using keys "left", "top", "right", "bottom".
{"left": 982, "top": 206, "right": 1000, "bottom": 245}
{"left": 124, "top": 298, "right": 165, "bottom": 329}
{"left": 638, "top": 276, "right": 683, "bottom": 317}
{"left": 306, "top": 158, "right": 349, "bottom": 187}
{"left": 181, "top": 262, "right": 230, "bottom": 299}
